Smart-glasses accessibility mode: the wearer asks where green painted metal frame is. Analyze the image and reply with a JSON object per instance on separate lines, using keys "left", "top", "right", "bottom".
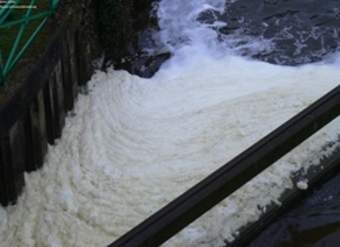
{"left": 0, "top": 0, "right": 59, "bottom": 86}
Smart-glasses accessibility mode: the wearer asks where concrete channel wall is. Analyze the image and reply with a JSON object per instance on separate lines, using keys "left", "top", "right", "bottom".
{"left": 0, "top": 1, "right": 101, "bottom": 206}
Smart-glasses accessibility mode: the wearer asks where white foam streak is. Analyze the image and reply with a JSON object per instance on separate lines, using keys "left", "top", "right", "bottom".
{"left": 157, "top": 0, "right": 226, "bottom": 56}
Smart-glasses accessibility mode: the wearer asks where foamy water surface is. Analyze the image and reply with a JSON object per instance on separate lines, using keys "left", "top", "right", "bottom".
{"left": 0, "top": 0, "right": 339, "bottom": 246}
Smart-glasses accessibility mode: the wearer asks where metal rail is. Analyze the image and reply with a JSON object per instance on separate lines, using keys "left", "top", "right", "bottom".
{"left": 109, "top": 85, "right": 340, "bottom": 247}
{"left": 0, "top": 0, "right": 59, "bottom": 86}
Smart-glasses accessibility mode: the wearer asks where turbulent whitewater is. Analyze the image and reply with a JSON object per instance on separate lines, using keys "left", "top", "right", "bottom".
{"left": 1, "top": 0, "right": 340, "bottom": 246}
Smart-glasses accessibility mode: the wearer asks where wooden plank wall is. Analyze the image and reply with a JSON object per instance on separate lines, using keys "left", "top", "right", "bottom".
{"left": 0, "top": 25, "right": 96, "bottom": 206}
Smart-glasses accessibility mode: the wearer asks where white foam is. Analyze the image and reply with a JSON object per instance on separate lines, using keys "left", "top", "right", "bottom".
{"left": 0, "top": 54, "right": 339, "bottom": 246}
{"left": 1, "top": 0, "right": 340, "bottom": 246}
{"left": 297, "top": 180, "right": 309, "bottom": 190}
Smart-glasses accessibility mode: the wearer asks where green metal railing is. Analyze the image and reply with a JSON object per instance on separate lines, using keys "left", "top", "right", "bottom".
{"left": 0, "top": 0, "right": 59, "bottom": 86}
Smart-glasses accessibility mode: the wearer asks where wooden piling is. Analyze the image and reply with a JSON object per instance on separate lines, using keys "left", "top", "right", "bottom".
{"left": 0, "top": 15, "right": 102, "bottom": 206}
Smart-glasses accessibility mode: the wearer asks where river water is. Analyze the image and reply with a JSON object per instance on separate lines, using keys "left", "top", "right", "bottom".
{"left": 1, "top": 1, "right": 340, "bottom": 246}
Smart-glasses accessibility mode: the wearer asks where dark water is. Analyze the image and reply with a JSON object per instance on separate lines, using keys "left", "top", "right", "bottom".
{"left": 247, "top": 169, "right": 340, "bottom": 247}
{"left": 99, "top": 0, "right": 340, "bottom": 77}
{"left": 222, "top": 1, "right": 340, "bottom": 245}
{"left": 200, "top": 0, "right": 340, "bottom": 66}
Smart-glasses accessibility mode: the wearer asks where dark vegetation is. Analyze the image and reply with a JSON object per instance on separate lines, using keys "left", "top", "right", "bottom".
{"left": 96, "top": 0, "right": 170, "bottom": 78}
{"left": 0, "top": 1, "right": 52, "bottom": 100}
{"left": 0, "top": 1, "right": 50, "bottom": 59}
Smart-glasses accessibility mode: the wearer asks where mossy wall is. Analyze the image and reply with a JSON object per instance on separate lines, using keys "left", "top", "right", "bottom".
{"left": 96, "top": 0, "right": 161, "bottom": 75}
{"left": 97, "top": 0, "right": 134, "bottom": 59}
